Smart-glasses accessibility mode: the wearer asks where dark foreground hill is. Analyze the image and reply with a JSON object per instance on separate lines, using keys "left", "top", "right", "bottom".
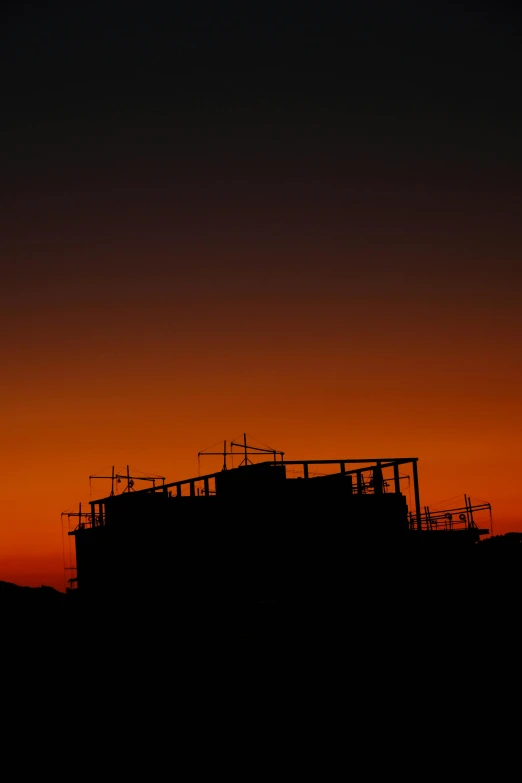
{"left": 0, "top": 581, "right": 66, "bottom": 617}
{"left": 1, "top": 533, "right": 521, "bottom": 651}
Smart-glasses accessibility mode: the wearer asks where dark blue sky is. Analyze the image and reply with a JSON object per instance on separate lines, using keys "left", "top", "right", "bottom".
{"left": 2, "top": 1, "right": 521, "bottom": 297}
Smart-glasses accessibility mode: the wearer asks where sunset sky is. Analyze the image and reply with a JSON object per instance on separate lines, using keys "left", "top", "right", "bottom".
{"left": 2, "top": 2, "right": 521, "bottom": 590}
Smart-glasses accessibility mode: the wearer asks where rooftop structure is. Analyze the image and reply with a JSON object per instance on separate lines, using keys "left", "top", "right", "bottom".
{"left": 64, "top": 436, "right": 491, "bottom": 608}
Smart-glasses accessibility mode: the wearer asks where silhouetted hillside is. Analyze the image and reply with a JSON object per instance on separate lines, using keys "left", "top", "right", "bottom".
{"left": 1, "top": 581, "right": 64, "bottom": 607}
{"left": 0, "top": 580, "right": 67, "bottom": 630}
{"left": 1, "top": 533, "right": 521, "bottom": 646}
{"left": 476, "top": 532, "right": 522, "bottom": 548}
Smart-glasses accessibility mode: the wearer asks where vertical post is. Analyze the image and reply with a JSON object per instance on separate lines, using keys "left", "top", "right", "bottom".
{"left": 223, "top": 440, "right": 227, "bottom": 471}
{"left": 111, "top": 466, "right": 115, "bottom": 496}
{"left": 303, "top": 462, "right": 309, "bottom": 479}
{"left": 393, "top": 462, "right": 400, "bottom": 493}
{"left": 465, "top": 494, "right": 473, "bottom": 528}
{"left": 204, "top": 477, "right": 209, "bottom": 496}
{"left": 357, "top": 471, "right": 363, "bottom": 494}
{"left": 373, "top": 461, "right": 383, "bottom": 494}
{"left": 412, "top": 459, "right": 421, "bottom": 531}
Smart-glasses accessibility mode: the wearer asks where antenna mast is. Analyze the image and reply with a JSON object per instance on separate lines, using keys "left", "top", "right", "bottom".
{"left": 199, "top": 434, "right": 285, "bottom": 470}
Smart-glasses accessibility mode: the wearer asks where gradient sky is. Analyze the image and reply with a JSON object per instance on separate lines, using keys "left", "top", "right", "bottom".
{"left": 1, "top": 2, "right": 521, "bottom": 590}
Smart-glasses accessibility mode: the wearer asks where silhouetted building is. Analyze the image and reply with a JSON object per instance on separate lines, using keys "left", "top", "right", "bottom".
{"left": 67, "top": 439, "right": 491, "bottom": 609}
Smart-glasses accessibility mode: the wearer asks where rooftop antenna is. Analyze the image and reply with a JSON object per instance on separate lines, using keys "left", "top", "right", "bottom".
{"left": 229, "top": 433, "right": 284, "bottom": 466}
{"left": 125, "top": 465, "right": 133, "bottom": 492}
{"left": 197, "top": 440, "right": 232, "bottom": 471}
{"left": 241, "top": 432, "right": 252, "bottom": 466}
{"left": 198, "top": 434, "right": 284, "bottom": 471}
{"left": 89, "top": 466, "right": 116, "bottom": 495}
{"left": 89, "top": 466, "right": 165, "bottom": 495}
{"left": 61, "top": 501, "right": 92, "bottom": 530}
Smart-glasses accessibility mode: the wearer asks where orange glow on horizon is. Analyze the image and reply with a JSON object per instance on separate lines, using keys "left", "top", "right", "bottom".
{"left": 2, "top": 7, "right": 522, "bottom": 592}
